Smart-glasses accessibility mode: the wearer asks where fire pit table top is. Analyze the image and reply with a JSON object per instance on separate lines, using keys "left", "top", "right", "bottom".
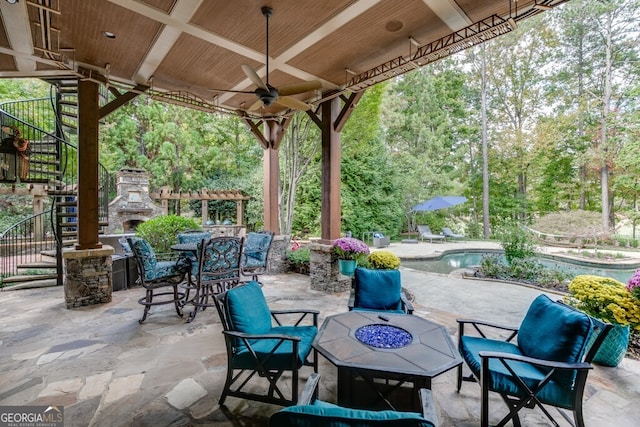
{"left": 313, "top": 311, "right": 462, "bottom": 378}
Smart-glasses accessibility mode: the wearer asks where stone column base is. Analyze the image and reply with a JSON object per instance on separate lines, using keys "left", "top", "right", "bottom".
{"left": 267, "top": 234, "right": 290, "bottom": 274}
{"left": 63, "top": 245, "right": 115, "bottom": 308}
{"left": 309, "top": 242, "right": 351, "bottom": 293}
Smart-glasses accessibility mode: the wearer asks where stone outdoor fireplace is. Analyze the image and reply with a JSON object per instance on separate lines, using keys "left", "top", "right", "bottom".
{"left": 105, "top": 168, "right": 164, "bottom": 234}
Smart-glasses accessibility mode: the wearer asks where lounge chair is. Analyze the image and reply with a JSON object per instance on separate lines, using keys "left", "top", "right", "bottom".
{"left": 442, "top": 227, "right": 464, "bottom": 240}
{"left": 417, "top": 225, "right": 445, "bottom": 243}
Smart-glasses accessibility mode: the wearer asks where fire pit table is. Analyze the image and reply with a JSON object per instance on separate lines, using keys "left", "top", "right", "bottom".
{"left": 313, "top": 310, "right": 462, "bottom": 411}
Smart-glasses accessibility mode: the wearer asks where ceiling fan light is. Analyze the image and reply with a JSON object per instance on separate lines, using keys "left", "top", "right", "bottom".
{"left": 5, "top": 0, "right": 19, "bottom": 4}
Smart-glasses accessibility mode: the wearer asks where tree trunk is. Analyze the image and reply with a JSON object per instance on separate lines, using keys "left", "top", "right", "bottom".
{"left": 481, "top": 44, "right": 491, "bottom": 239}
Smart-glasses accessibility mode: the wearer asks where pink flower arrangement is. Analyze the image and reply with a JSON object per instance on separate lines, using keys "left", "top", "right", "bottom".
{"left": 332, "top": 237, "right": 370, "bottom": 261}
{"left": 627, "top": 268, "right": 640, "bottom": 299}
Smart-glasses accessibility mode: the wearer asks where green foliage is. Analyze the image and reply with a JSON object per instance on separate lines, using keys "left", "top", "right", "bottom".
{"left": 286, "top": 247, "right": 310, "bottom": 275}
{"left": 478, "top": 254, "right": 572, "bottom": 291}
{"left": 135, "top": 215, "right": 200, "bottom": 252}
{"left": 498, "top": 224, "right": 538, "bottom": 263}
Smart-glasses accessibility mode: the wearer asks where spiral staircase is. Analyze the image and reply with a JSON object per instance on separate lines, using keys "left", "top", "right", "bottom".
{"left": 0, "top": 80, "right": 113, "bottom": 289}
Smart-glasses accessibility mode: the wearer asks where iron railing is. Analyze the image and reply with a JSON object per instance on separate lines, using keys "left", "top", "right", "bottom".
{"left": 0, "top": 90, "right": 113, "bottom": 285}
{"left": 0, "top": 210, "right": 56, "bottom": 286}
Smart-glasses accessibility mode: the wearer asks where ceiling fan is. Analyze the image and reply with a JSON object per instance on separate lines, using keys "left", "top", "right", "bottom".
{"left": 210, "top": 6, "right": 321, "bottom": 111}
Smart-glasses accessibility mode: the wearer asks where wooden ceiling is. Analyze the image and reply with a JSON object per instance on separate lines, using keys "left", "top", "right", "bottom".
{"left": 0, "top": 0, "right": 567, "bottom": 117}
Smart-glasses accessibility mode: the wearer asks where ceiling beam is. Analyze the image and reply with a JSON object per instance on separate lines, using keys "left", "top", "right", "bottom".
{"left": 421, "top": 0, "right": 472, "bottom": 31}
{"left": 133, "top": 0, "right": 203, "bottom": 84}
{"left": 0, "top": 1, "right": 36, "bottom": 71}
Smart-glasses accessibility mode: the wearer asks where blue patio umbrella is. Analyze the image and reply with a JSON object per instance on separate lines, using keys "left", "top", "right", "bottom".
{"left": 413, "top": 196, "right": 468, "bottom": 212}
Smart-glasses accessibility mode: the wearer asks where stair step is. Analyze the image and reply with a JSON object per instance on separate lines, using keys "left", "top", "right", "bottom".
{"left": 16, "top": 262, "right": 57, "bottom": 270}
{"left": 2, "top": 274, "right": 58, "bottom": 284}
{"left": 1, "top": 278, "right": 58, "bottom": 290}
{"left": 29, "top": 159, "right": 60, "bottom": 166}
{"left": 56, "top": 202, "right": 77, "bottom": 207}
{"left": 48, "top": 190, "right": 77, "bottom": 196}
{"left": 59, "top": 100, "right": 77, "bottom": 107}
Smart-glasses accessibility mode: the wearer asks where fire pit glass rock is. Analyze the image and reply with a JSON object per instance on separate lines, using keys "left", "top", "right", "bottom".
{"left": 355, "top": 323, "right": 412, "bottom": 349}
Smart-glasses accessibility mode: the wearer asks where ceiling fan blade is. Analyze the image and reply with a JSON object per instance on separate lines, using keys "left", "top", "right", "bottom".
{"left": 276, "top": 96, "right": 312, "bottom": 111}
{"left": 208, "top": 88, "right": 255, "bottom": 94}
{"left": 248, "top": 98, "right": 264, "bottom": 111}
{"left": 242, "top": 64, "right": 268, "bottom": 90}
{"left": 278, "top": 80, "right": 322, "bottom": 96}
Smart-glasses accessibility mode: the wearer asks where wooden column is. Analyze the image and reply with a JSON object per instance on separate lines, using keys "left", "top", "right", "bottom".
{"left": 263, "top": 119, "right": 280, "bottom": 233}
{"left": 75, "top": 78, "right": 101, "bottom": 250}
{"left": 201, "top": 199, "right": 208, "bottom": 224}
{"left": 236, "top": 200, "right": 244, "bottom": 225}
{"left": 320, "top": 96, "right": 342, "bottom": 242}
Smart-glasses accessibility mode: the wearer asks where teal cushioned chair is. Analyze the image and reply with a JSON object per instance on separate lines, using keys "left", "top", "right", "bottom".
{"left": 214, "top": 281, "right": 319, "bottom": 407}
{"left": 127, "top": 236, "right": 186, "bottom": 323}
{"left": 456, "top": 294, "right": 613, "bottom": 427}
{"left": 240, "top": 230, "right": 275, "bottom": 282}
{"left": 348, "top": 267, "right": 413, "bottom": 314}
{"left": 270, "top": 373, "right": 438, "bottom": 427}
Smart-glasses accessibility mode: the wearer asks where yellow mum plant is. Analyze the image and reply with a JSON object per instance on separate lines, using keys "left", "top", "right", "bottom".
{"left": 565, "top": 275, "right": 640, "bottom": 330}
{"left": 368, "top": 250, "right": 401, "bottom": 270}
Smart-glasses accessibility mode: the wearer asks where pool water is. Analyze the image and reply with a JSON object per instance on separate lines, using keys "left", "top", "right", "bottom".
{"left": 402, "top": 251, "right": 638, "bottom": 283}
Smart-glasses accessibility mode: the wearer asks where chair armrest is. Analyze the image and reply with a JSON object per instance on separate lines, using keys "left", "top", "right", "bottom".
{"left": 297, "top": 373, "right": 321, "bottom": 405}
{"left": 222, "top": 330, "right": 302, "bottom": 342}
{"left": 270, "top": 309, "right": 319, "bottom": 327}
{"left": 479, "top": 351, "right": 593, "bottom": 371}
{"left": 457, "top": 318, "right": 519, "bottom": 343}
{"left": 401, "top": 294, "right": 414, "bottom": 314}
{"left": 419, "top": 388, "right": 439, "bottom": 427}
{"left": 155, "top": 252, "right": 181, "bottom": 262}
{"left": 348, "top": 289, "right": 355, "bottom": 311}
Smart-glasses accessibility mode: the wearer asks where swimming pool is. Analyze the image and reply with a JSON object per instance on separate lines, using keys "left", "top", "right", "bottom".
{"left": 401, "top": 250, "right": 639, "bottom": 283}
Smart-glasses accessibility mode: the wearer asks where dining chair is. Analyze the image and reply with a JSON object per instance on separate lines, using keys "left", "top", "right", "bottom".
{"left": 240, "top": 230, "right": 275, "bottom": 282}
{"left": 187, "top": 236, "right": 243, "bottom": 322}
{"left": 126, "top": 236, "right": 187, "bottom": 323}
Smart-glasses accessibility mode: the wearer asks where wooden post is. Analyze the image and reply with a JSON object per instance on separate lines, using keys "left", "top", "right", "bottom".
{"left": 320, "top": 96, "right": 341, "bottom": 242}
{"left": 201, "top": 199, "right": 208, "bottom": 225}
{"left": 236, "top": 200, "right": 243, "bottom": 225}
{"left": 75, "top": 78, "right": 101, "bottom": 250}
{"left": 263, "top": 120, "right": 280, "bottom": 234}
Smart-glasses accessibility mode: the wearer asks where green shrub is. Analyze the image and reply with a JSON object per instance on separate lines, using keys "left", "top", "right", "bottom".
{"left": 287, "top": 247, "right": 310, "bottom": 275}
{"left": 135, "top": 215, "right": 200, "bottom": 252}
{"left": 498, "top": 225, "right": 538, "bottom": 264}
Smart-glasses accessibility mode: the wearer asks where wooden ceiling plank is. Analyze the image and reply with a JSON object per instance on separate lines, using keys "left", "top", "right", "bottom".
{"left": 422, "top": 0, "right": 472, "bottom": 30}
{"left": 0, "top": 1, "right": 35, "bottom": 71}
{"left": 134, "top": 0, "right": 203, "bottom": 84}
{"left": 108, "top": 0, "right": 264, "bottom": 63}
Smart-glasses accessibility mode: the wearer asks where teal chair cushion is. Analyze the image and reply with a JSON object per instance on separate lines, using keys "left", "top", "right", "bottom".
{"left": 128, "top": 237, "right": 183, "bottom": 281}
{"left": 271, "top": 400, "right": 434, "bottom": 427}
{"left": 244, "top": 232, "right": 273, "bottom": 264}
{"left": 459, "top": 336, "right": 574, "bottom": 408}
{"left": 226, "top": 281, "right": 271, "bottom": 335}
{"left": 517, "top": 295, "right": 592, "bottom": 386}
{"left": 354, "top": 268, "right": 402, "bottom": 311}
{"left": 178, "top": 232, "right": 210, "bottom": 276}
{"left": 233, "top": 325, "right": 317, "bottom": 370}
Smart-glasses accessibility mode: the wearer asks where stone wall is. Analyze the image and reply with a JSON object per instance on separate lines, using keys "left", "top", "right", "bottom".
{"left": 267, "top": 234, "right": 289, "bottom": 274}
{"left": 309, "top": 242, "right": 351, "bottom": 293}
{"left": 63, "top": 246, "right": 114, "bottom": 308}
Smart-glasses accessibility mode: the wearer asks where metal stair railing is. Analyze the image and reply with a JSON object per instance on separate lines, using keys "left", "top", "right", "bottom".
{"left": 0, "top": 210, "right": 56, "bottom": 287}
{"left": 0, "top": 93, "right": 113, "bottom": 287}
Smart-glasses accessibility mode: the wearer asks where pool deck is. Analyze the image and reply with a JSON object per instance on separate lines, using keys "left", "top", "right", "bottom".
{"left": 1, "top": 240, "right": 639, "bottom": 426}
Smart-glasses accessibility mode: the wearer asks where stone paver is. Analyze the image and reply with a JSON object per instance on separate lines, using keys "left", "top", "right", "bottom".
{"left": 0, "top": 245, "right": 638, "bottom": 426}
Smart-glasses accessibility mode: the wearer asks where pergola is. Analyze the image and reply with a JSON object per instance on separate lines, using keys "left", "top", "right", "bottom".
{"left": 0, "top": 0, "right": 567, "bottom": 249}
